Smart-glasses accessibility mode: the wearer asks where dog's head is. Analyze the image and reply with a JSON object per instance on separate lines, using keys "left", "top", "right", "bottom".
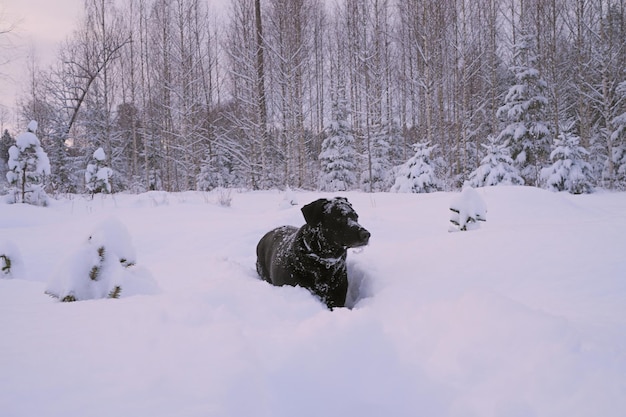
{"left": 301, "top": 197, "right": 370, "bottom": 248}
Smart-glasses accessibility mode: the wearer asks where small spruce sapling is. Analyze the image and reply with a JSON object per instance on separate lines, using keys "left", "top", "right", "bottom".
{"left": 391, "top": 142, "right": 441, "bottom": 193}
{"left": 0, "top": 241, "right": 25, "bottom": 279}
{"left": 45, "top": 218, "right": 156, "bottom": 302}
{"left": 85, "top": 147, "right": 113, "bottom": 195}
{"left": 467, "top": 136, "right": 524, "bottom": 187}
{"left": 196, "top": 148, "right": 237, "bottom": 191}
{"left": 449, "top": 187, "right": 487, "bottom": 232}
{"left": 5, "top": 121, "right": 51, "bottom": 206}
{"left": 279, "top": 186, "right": 298, "bottom": 209}
{"left": 541, "top": 130, "right": 594, "bottom": 194}
{"left": 0, "top": 129, "right": 14, "bottom": 188}
{"left": 0, "top": 254, "right": 10, "bottom": 276}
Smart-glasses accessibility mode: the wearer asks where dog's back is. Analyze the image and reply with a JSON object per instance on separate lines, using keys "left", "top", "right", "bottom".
{"left": 256, "top": 225, "right": 298, "bottom": 285}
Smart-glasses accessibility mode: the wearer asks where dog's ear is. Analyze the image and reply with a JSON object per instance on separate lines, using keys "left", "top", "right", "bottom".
{"left": 302, "top": 198, "right": 329, "bottom": 225}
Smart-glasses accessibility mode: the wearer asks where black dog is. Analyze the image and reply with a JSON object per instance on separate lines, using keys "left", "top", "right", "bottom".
{"left": 256, "top": 197, "right": 370, "bottom": 309}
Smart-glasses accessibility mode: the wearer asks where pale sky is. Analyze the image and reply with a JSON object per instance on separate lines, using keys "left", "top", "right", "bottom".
{"left": 1, "top": 0, "right": 229, "bottom": 131}
{"left": 1, "top": 0, "right": 81, "bottom": 129}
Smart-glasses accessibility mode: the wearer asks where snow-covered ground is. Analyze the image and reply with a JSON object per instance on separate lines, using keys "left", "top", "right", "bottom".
{"left": 1, "top": 187, "right": 625, "bottom": 417}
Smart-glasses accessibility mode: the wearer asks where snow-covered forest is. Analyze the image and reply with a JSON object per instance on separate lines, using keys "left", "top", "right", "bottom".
{"left": 1, "top": 0, "right": 626, "bottom": 194}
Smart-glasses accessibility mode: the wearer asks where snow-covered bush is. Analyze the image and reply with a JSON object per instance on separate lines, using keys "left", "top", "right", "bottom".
{"left": 541, "top": 131, "right": 594, "bottom": 194}
{"left": 0, "top": 241, "right": 25, "bottom": 279}
{"left": 215, "top": 187, "right": 232, "bottom": 207}
{"left": 391, "top": 142, "right": 441, "bottom": 193}
{"left": 449, "top": 187, "right": 487, "bottom": 232}
{"left": 85, "top": 147, "right": 113, "bottom": 195}
{"left": 5, "top": 121, "right": 51, "bottom": 206}
{"left": 45, "top": 218, "right": 157, "bottom": 302}
{"left": 467, "top": 136, "right": 524, "bottom": 187}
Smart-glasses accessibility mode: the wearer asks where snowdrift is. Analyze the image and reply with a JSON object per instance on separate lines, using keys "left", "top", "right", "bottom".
{"left": 1, "top": 187, "right": 625, "bottom": 417}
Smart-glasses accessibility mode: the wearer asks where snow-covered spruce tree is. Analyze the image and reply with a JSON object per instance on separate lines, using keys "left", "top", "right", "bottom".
{"left": 613, "top": 129, "right": 626, "bottom": 188}
{"left": 541, "top": 130, "right": 594, "bottom": 194}
{"left": 496, "top": 33, "right": 551, "bottom": 186}
{"left": 197, "top": 146, "right": 236, "bottom": 191}
{"left": 467, "top": 135, "right": 524, "bottom": 187}
{"left": 197, "top": 154, "right": 220, "bottom": 191}
{"left": 611, "top": 81, "right": 626, "bottom": 187}
{"left": 319, "top": 85, "right": 357, "bottom": 191}
{"left": 361, "top": 123, "right": 392, "bottom": 192}
{"left": 45, "top": 218, "right": 157, "bottom": 302}
{"left": 85, "top": 147, "right": 113, "bottom": 195}
{"left": 0, "top": 129, "right": 13, "bottom": 186}
{"left": 391, "top": 141, "right": 441, "bottom": 193}
{"left": 5, "top": 121, "right": 51, "bottom": 206}
{"left": 47, "top": 116, "right": 79, "bottom": 194}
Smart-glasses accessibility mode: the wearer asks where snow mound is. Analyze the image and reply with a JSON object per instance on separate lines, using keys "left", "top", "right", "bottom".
{"left": 45, "top": 218, "right": 157, "bottom": 301}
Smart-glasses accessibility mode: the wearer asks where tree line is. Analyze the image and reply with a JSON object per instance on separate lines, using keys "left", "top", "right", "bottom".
{"left": 2, "top": 0, "right": 626, "bottom": 195}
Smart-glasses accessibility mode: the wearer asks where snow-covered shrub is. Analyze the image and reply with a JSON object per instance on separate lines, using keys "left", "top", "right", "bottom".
{"left": 279, "top": 186, "right": 298, "bottom": 209}
{"left": 85, "top": 147, "right": 113, "bottom": 195}
{"left": 5, "top": 121, "right": 51, "bottom": 206}
{"left": 45, "top": 218, "right": 157, "bottom": 302}
{"left": 216, "top": 187, "right": 232, "bottom": 207}
{"left": 541, "top": 131, "right": 594, "bottom": 194}
{"left": 467, "top": 136, "right": 524, "bottom": 187}
{"left": 0, "top": 241, "right": 25, "bottom": 279}
{"left": 449, "top": 187, "right": 487, "bottom": 232}
{"left": 391, "top": 142, "right": 441, "bottom": 193}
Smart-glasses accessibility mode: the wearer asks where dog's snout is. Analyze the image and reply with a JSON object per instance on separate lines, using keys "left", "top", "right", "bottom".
{"left": 359, "top": 228, "right": 371, "bottom": 242}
